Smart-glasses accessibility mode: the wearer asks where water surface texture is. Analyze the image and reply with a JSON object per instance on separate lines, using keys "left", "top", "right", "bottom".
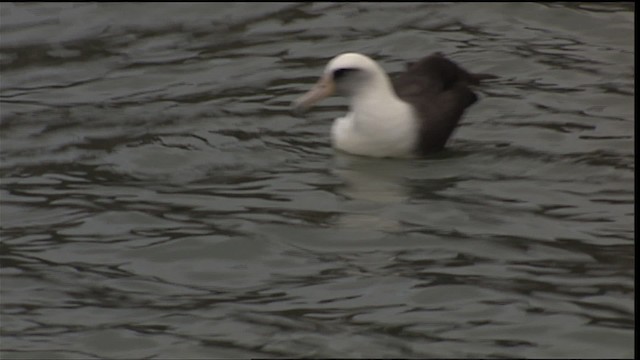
{"left": 0, "top": 3, "right": 634, "bottom": 359}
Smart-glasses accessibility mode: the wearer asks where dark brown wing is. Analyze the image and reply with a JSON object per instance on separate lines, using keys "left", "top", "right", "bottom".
{"left": 392, "top": 52, "right": 491, "bottom": 155}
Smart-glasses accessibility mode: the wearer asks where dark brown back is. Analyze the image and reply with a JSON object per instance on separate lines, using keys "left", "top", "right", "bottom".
{"left": 392, "top": 53, "right": 489, "bottom": 155}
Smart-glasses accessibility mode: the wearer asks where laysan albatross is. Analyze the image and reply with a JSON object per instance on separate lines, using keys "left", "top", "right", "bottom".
{"left": 293, "top": 52, "right": 492, "bottom": 158}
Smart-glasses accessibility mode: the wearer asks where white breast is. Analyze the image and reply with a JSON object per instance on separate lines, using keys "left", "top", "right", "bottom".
{"left": 330, "top": 97, "right": 419, "bottom": 158}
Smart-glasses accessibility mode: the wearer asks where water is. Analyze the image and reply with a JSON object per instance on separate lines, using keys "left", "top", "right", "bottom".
{"left": 0, "top": 2, "right": 634, "bottom": 358}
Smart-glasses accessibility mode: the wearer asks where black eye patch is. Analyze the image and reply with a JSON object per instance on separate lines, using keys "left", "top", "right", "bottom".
{"left": 333, "top": 68, "right": 359, "bottom": 80}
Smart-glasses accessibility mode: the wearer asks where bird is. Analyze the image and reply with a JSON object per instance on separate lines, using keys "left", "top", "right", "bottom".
{"left": 292, "top": 52, "right": 492, "bottom": 158}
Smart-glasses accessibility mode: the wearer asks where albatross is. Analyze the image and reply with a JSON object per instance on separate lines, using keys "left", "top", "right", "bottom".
{"left": 293, "top": 52, "right": 492, "bottom": 158}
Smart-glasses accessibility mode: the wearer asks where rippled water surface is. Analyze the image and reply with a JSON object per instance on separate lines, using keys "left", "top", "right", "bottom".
{"left": 0, "top": 2, "right": 634, "bottom": 359}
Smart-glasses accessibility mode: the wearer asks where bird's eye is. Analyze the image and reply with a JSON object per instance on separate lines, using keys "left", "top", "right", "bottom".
{"left": 333, "top": 68, "right": 359, "bottom": 80}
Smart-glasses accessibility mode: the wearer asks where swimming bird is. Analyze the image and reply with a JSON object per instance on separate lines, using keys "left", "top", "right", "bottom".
{"left": 293, "top": 52, "right": 492, "bottom": 158}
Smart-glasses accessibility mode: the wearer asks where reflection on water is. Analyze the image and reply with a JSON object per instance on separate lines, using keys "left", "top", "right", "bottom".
{"left": 0, "top": 2, "right": 634, "bottom": 359}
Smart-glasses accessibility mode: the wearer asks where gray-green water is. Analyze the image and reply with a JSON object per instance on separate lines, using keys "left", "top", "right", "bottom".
{"left": 0, "top": 2, "right": 634, "bottom": 359}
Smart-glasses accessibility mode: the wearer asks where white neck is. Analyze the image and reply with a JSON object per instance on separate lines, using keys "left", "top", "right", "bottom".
{"left": 349, "top": 72, "right": 409, "bottom": 129}
{"left": 331, "top": 74, "right": 419, "bottom": 158}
